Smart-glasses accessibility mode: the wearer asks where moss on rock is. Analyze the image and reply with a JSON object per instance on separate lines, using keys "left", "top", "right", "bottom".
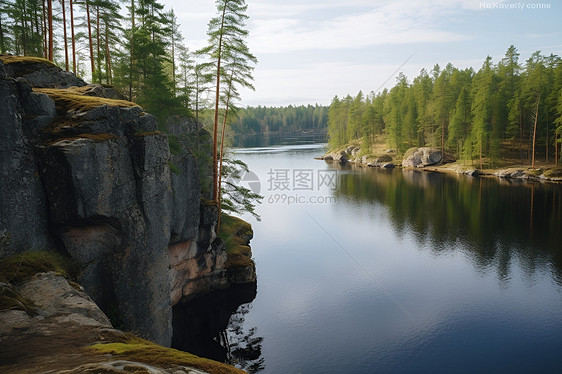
{"left": 34, "top": 87, "right": 139, "bottom": 114}
{"left": 90, "top": 334, "right": 247, "bottom": 374}
{"left": 0, "top": 55, "right": 57, "bottom": 68}
{"left": 218, "top": 214, "right": 254, "bottom": 269}
{"left": 0, "top": 250, "right": 78, "bottom": 285}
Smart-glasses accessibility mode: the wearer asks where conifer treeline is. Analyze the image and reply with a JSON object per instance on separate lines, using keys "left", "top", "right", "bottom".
{"left": 0, "top": 0, "right": 209, "bottom": 123}
{"left": 228, "top": 104, "right": 329, "bottom": 135}
{"left": 328, "top": 46, "right": 562, "bottom": 167}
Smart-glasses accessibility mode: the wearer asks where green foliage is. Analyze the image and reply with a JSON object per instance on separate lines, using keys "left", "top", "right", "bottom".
{"left": 327, "top": 45, "right": 562, "bottom": 166}
{"left": 221, "top": 157, "right": 262, "bottom": 220}
{"left": 229, "top": 104, "right": 328, "bottom": 135}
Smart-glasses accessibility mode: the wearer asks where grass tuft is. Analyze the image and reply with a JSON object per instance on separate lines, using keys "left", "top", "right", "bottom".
{"left": 0, "top": 250, "right": 79, "bottom": 285}
{"left": 90, "top": 335, "right": 247, "bottom": 374}
{"left": 0, "top": 55, "right": 57, "bottom": 67}
{"left": 34, "top": 87, "right": 139, "bottom": 113}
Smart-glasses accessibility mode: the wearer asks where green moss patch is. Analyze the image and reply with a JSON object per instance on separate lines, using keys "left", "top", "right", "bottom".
{"left": 0, "top": 55, "right": 57, "bottom": 68}
{"left": 90, "top": 335, "right": 246, "bottom": 374}
{"left": 34, "top": 87, "right": 139, "bottom": 114}
{"left": 542, "top": 168, "right": 562, "bottom": 178}
{"left": 0, "top": 250, "right": 79, "bottom": 285}
{"left": 218, "top": 214, "right": 254, "bottom": 268}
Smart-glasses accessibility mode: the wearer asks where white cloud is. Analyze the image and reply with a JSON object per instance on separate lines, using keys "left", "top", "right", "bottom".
{"left": 248, "top": 0, "right": 477, "bottom": 54}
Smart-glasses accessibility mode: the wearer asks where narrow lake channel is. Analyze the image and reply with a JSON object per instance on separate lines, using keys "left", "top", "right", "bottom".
{"left": 190, "top": 140, "right": 562, "bottom": 373}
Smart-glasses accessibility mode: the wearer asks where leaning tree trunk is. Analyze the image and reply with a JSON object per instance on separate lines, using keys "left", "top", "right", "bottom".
{"left": 217, "top": 76, "right": 233, "bottom": 232}
{"left": 531, "top": 96, "right": 540, "bottom": 169}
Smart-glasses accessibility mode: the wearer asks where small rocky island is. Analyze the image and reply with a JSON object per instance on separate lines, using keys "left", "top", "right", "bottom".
{"left": 0, "top": 56, "right": 255, "bottom": 374}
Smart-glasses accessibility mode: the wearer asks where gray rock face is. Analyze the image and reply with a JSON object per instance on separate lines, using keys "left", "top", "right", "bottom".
{"left": 402, "top": 147, "right": 443, "bottom": 168}
{"left": 37, "top": 118, "right": 173, "bottom": 346}
{"left": 3, "top": 58, "right": 87, "bottom": 88}
{"left": 0, "top": 58, "right": 255, "bottom": 348}
{"left": 0, "top": 62, "right": 53, "bottom": 256}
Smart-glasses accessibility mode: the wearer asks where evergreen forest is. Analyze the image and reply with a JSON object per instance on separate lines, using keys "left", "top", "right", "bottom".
{"left": 327, "top": 46, "right": 562, "bottom": 168}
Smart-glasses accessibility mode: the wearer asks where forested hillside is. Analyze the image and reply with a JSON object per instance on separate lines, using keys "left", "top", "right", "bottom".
{"left": 328, "top": 46, "right": 562, "bottom": 168}
{"left": 227, "top": 104, "right": 329, "bottom": 135}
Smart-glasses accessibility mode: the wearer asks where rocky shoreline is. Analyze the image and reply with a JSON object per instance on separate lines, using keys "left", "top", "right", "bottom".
{"left": 319, "top": 145, "right": 562, "bottom": 183}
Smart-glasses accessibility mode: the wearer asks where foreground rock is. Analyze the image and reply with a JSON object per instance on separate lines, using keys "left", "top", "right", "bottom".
{"left": 0, "top": 272, "right": 243, "bottom": 374}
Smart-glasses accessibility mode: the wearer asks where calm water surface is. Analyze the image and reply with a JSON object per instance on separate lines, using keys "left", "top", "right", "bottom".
{"left": 223, "top": 142, "right": 562, "bottom": 373}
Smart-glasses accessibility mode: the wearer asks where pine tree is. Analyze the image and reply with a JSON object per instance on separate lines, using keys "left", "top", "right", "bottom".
{"left": 522, "top": 52, "right": 546, "bottom": 168}
{"left": 431, "top": 63, "right": 455, "bottom": 153}
{"left": 448, "top": 87, "right": 472, "bottom": 158}
{"left": 470, "top": 56, "right": 496, "bottom": 168}
{"left": 198, "top": 0, "right": 253, "bottom": 203}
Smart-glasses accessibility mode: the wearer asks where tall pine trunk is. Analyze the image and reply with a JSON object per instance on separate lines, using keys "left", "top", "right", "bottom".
{"left": 531, "top": 96, "right": 540, "bottom": 169}
{"left": 217, "top": 74, "right": 233, "bottom": 231}
{"left": 555, "top": 132, "right": 558, "bottom": 167}
{"left": 42, "top": 0, "right": 47, "bottom": 59}
{"left": 545, "top": 112, "right": 549, "bottom": 163}
{"left": 47, "top": 0, "right": 53, "bottom": 61}
{"left": 86, "top": 0, "right": 95, "bottom": 79}
{"left": 96, "top": 6, "right": 102, "bottom": 83}
{"left": 212, "top": 4, "right": 227, "bottom": 203}
{"left": 104, "top": 20, "right": 112, "bottom": 85}
{"left": 0, "top": 13, "right": 4, "bottom": 53}
{"left": 70, "top": 0, "right": 76, "bottom": 74}
{"left": 129, "top": 0, "right": 135, "bottom": 101}
{"left": 62, "top": 0, "right": 69, "bottom": 71}
{"left": 21, "top": 2, "right": 28, "bottom": 55}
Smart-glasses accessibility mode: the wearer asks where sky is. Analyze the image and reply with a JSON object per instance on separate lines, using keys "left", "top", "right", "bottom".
{"left": 161, "top": 0, "right": 561, "bottom": 107}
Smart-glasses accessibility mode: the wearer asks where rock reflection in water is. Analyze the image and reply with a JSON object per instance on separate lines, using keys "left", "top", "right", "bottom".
{"left": 172, "top": 283, "right": 264, "bottom": 373}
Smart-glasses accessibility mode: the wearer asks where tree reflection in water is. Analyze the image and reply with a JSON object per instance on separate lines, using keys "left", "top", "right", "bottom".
{"left": 172, "top": 283, "right": 265, "bottom": 373}
{"left": 334, "top": 165, "right": 562, "bottom": 283}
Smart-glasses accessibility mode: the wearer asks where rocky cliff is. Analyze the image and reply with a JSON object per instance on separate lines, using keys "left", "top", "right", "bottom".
{"left": 0, "top": 56, "right": 255, "bottom": 347}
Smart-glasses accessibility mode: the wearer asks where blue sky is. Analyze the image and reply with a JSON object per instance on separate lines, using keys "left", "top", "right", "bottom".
{"left": 163, "top": 0, "right": 561, "bottom": 107}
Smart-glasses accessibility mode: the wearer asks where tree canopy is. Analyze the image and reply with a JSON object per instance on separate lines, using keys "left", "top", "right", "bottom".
{"left": 327, "top": 46, "right": 562, "bottom": 167}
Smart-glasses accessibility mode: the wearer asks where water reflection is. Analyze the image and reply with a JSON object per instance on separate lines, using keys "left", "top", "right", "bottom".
{"left": 172, "top": 283, "right": 264, "bottom": 372}
{"left": 334, "top": 165, "right": 562, "bottom": 283}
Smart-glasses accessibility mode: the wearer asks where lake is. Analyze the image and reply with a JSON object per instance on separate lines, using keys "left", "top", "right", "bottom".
{"left": 190, "top": 142, "right": 562, "bottom": 373}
